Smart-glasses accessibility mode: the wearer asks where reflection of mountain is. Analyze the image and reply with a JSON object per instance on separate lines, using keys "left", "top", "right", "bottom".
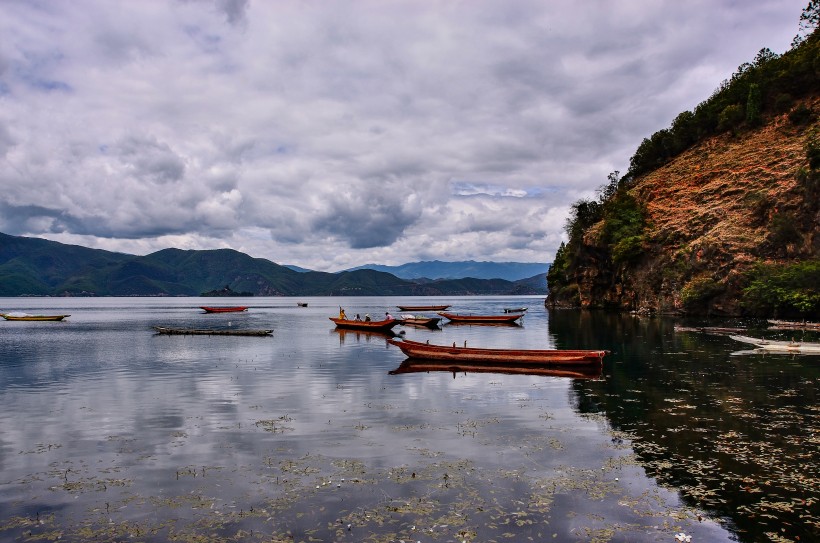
{"left": 549, "top": 310, "right": 820, "bottom": 543}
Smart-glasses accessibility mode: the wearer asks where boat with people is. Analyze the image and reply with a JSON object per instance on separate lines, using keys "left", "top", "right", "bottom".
{"left": 329, "top": 317, "right": 400, "bottom": 332}
{"left": 1, "top": 312, "right": 70, "bottom": 321}
{"left": 153, "top": 326, "right": 272, "bottom": 336}
{"left": 397, "top": 304, "right": 451, "bottom": 311}
{"left": 388, "top": 359, "right": 603, "bottom": 379}
{"left": 729, "top": 334, "right": 820, "bottom": 353}
{"left": 199, "top": 306, "right": 249, "bottom": 313}
{"left": 387, "top": 338, "right": 608, "bottom": 366}
{"left": 398, "top": 314, "right": 442, "bottom": 328}
{"left": 437, "top": 311, "right": 523, "bottom": 324}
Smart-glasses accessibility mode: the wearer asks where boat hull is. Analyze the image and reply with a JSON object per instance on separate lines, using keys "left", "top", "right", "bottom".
{"left": 329, "top": 317, "right": 399, "bottom": 331}
{"left": 437, "top": 312, "right": 523, "bottom": 324}
{"left": 153, "top": 326, "right": 271, "bottom": 336}
{"left": 387, "top": 339, "right": 607, "bottom": 366}
{"left": 730, "top": 334, "right": 820, "bottom": 353}
{"left": 200, "top": 306, "right": 248, "bottom": 313}
{"left": 2, "top": 314, "right": 70, "bottom": 321}
{"left": 397, "top": 305, "right": 451, "bottom": 311}
{"left": 398, "top": 317, "right": 441, "bottom": 328}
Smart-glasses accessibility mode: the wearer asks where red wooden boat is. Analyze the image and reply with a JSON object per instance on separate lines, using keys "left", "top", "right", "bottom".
{"left": 329, "top": 317, "right": 400, "bottom": 331}
{"left": 389, "top": 359, "right": 603, "bottom": 379}
{"left": 398, "top": 314, "right": 442, "bottom": 328}
{"left": 387, "top": 338, "right": 607, "bottom": 366}
{"left": 200, "top": 306, "right": 248, "bottom": 313}
{"left": 437, "top": 311, "right": 523, "bottom": 324}
{"left": 397, "top": 304, "right": 451, "bottom": 311}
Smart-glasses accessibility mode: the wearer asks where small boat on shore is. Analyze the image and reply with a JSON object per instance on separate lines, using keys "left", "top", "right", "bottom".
{"left": 729, "top": 334, "right": 820, "bottom": 353}
{"left": 398, "top": 314, "right": 441, "bottom": 328}
{"left": 503, "top": 307, "right": 528, "bottom": 313}
{"left": 387, "top": 338, "right": 608, "bottom": 366}
{"left": 389, "top": 359, "right": 603, "bottom": 379}
{"left": 2, "top": 313, "right": 70, "bottom": 321}
{"left": 329, "top": 317, "right": 400, "bottom": 332}
{"left": 153, "top": 326, "right": 272, "bottom": 336}
{"left": 397, "top": 304, "right": 451, "bottom": 311}
{"left": 200, "top": 306, "right": 248, "bottom": 313}
{"left": 438, "top": 312, "right": 523, "bottom": 324}
{"left": 767, "top": 319, "right": 820, "bottom": 331}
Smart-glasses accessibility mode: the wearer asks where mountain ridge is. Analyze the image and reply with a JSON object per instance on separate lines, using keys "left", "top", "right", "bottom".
{"left": 0, "top": 233, "right": 545, "bottom": 297}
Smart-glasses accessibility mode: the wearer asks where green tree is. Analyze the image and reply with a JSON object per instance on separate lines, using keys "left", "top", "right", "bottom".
{"left": 746, "top": 83, "right": 762, "bottom": 126}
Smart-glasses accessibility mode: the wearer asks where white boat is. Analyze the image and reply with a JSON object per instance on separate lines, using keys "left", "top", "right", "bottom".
{"left": 729, "top": 335, "right": 820, "bottom": 353}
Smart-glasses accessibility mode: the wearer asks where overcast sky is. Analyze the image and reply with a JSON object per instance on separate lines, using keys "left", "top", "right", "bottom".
{"left": 0, "top": 0, "right": 807, "bottom": 271}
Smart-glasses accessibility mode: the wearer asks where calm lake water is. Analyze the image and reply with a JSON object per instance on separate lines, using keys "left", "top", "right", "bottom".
{"left": 0, "top": 296, "right": 817, "bottom": 543}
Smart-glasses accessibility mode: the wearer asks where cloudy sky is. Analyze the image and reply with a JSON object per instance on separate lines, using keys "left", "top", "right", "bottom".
{"left": 0, "top": 0, "right": 807, "bottom": 271}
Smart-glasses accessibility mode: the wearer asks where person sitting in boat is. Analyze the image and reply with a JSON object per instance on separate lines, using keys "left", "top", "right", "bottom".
{"left": 339, "top": 307, "right": 347, "bottom": 319}
{"left": 385, "top": 311, "right": 393, "bottom": 320}
{"left": 364, "top": 313, "right": 371, "bottom": 322}
{"left": 355, "top": 313, "right": 361, "bottom": 321}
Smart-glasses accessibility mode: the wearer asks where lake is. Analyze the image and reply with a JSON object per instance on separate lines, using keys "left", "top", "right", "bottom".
{"left": 0, "top": 296, "right": 817, "bottom": 543}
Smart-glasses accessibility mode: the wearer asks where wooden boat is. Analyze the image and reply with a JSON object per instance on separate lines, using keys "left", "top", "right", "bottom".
{"left": 398, "top": 314, "right": 441, "bottom": 328}
{"left": 1, "top": 313, "right": 70, "bottom": 321}
{"left": 503, "top": 307, "right": 528, "bottom": 313}
{"left": 437, "top": 311, "right": 523, "bottom": 324}
{"left": 329, "top": 317, "right": 400, "bottom": 331}
{"left": 729, "top": 334, "right": 820, "bottom": 353}
{"left": 153, "top": 326, "right": 272, "bottom": 336}
{"left": 389, "top": 359, "right": 603, "bottom": 379}
{"left": 397, "top": 304, "right": 451, "bottom": 311}
{"left": 200, "top": 306, "right": 248, "bottom": 313}
{"left": 387, "top": 338, "right": 608, "bottom": 366}
{"left": 297, "top": 302, "right": 308, "bottom": 307}
{"left": 767, "top": 319, "right": 820, "bottom": 331}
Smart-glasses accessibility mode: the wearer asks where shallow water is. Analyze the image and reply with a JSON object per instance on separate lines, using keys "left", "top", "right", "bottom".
{"left": 0, "top": 297, "right": 817, "bottom": 542}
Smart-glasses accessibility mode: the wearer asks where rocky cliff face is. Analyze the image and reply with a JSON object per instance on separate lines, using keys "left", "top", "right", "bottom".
{"left": 548, "top": 98, "right": 820, "bottom": 317}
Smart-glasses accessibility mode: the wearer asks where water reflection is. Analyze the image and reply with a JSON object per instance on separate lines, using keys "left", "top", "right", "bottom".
{"left": 4, "top": 298, "right": 805, "bottom": 542}
{"left": 549, "top": 310, "right": 820, "bottom": 543}
{"left": 389, "top": 359, "right": 603, "bottom": 379}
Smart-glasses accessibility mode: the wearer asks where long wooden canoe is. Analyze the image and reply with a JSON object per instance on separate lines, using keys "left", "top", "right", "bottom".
{"left": 2, "top": 314, "right": 70, "bottom": 321}
{"left": 767, "top": 319, "right": 820, "bottom": 331}
{"left": 503, "top": 307, "right": 528, "bottom": 313}
{"left": 397, "top": 304, "right": 451, "bottom": 311}
{"left": 387, "top": 338, "right": 607, "bottom": 366}
{"left": 729, "top": 334, "right": 820, "bottom": 353}
{"left": 200, "top": 306, "right": 248, "bottom": 313}
{"left": 437, "top": 312, "right": 523, "bottom": 324}
{"left": 389, "top": 359, "right": 603, "bottom": 379}
{"left": 397, "top": 315, "right": 442, "bottom": 328}
{"left": 153, "top": 326, "right": 272, "bottom": 336}
{"left": 329, "top": 317, "right": 400, "bottom": 331}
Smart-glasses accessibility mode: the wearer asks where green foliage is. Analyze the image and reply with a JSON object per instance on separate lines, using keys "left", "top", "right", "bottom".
{"left": 774, "top": 93, "right": 794, "bottom": 113}
{"left": 768, "top": 211, "right": 803, "bottom": 247}
{"left": 718, "top": 104, "right": 745, "bottom": 131}
{"left": 680, "top": 277, "right": 725, "bottom": 312}
{"left": 805, "top": 126, "right": 820, "bottom": 168}
{"left": 742, "top": 260, "right": 820, "bottom": 317}
{"left": 746, "top": 83, "right": 762, "bottom": 125}
{"left": 789, "top": 103, "right": 814, "bottom": 125}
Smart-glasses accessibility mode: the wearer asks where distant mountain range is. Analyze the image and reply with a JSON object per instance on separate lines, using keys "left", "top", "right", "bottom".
{"left": 344, "top": 260, "right": 549, "bottom": 281}
{"left": 0, "top": 232, "right": 546, "bottom": 297}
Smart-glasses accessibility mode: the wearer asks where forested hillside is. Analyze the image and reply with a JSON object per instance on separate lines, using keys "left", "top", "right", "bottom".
{"left": 547, "top": 6, "right": 820, "bottom": 318}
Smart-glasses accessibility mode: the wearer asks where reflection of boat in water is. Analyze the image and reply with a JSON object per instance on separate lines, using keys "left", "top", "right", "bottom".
{"left": 729, "top": 334, "right": 820, "bottom": 353}
{"left": 199, "top": 306, "right": 248, "bottom": 313}
{"left": 389, "top": 359, "right": 602, "bottom": 379}
{"left": 2, "top": 313, "right": 70, "bottom": 321}
{"left": 387, "top": 338, "right": 607, "bottom": 366}
{"left": 438, "top": 312, "right": 523, "bottom": 324}
{"left": 397, "top": 314, "right": 441, "bottom": 328}
{"left": 397, "top": 304, "right": 451, "bottom": 311}
{"left": 333, "top": 327, "right": 399, "bottom": 341}
{"left": 153, "top": 326, "right": 272, "bottom": 336}
{"left": 329, "top": 317, "right": 400, "bottom": 332}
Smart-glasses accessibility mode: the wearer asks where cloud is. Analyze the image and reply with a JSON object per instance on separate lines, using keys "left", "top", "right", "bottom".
{"left": 0, "top": 0, "right": 806, "bottom": 270}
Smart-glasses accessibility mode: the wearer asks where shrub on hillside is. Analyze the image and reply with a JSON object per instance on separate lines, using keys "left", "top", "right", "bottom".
{"left": 742, "top": 260, "right": 820, "bottom": 317}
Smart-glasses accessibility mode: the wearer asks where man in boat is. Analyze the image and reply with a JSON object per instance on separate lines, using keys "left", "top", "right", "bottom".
{"left": 355, "top": 313, "right": 361, "bottom": 321}
{"left": 364, "top": 313, "right": 371, "bottom": 322}
{"left": 339, "top": 307, "right": 347, "bottom": 319}
{"left": 385, "top": 311, "right": 393, "bottom": 320}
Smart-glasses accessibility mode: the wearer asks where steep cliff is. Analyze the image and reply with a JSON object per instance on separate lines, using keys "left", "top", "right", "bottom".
{"left": 548, "top": 101, "right": 819, "bottom": 317}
